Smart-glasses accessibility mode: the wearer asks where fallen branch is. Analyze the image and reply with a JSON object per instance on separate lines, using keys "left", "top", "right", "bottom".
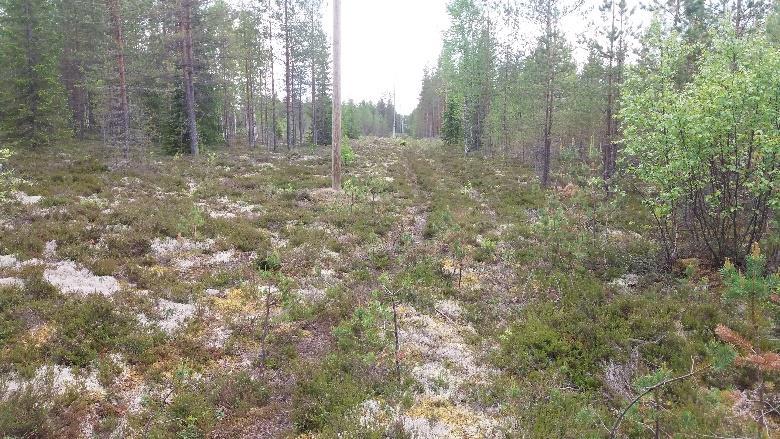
{"left": 609, "top": 359, "right": 710, "bottom": 439}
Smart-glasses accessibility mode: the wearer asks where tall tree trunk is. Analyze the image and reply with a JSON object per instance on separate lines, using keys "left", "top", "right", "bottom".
{"left": 107, "top": 0, "right": 131, "bottom": 159}
{"left": 269, "top": 20, "right": 278, "bottom": 152}
{"left": 541, "top": 37, "right": 553, "bottom": 185}
{"left": 260, "top": 73, "right": 266, "bottom": 148}
{"left": 502, "top": 49, "right": 510, "bottom": 157}
{"left": 311, "top": 7, "right": 317, "bottom": 146}
{"left": 284, "top": 0, "right": 293, "bottom": 150}
{"left": 311, "top": 60, "right": 317, "bottom": 146}
{"left": 181, "top": 0, "right": 199, "bottom": 155}
{"left": 332, "top": 0, "right": 342, "bottom": 190}
{"left": 220, "top": 34, "right": 231, "bottom": 144}
{"left": 298, "top": 78, "right": 304, "bottom": 144}
{"left": 245, "top": 55, "right": 256, "bottom": 148}
{"left": 540, "top": 2, "right": 556, "bottom": 188}
{"left": 603, "top": 0, "right": 616, "bottom": 192}
{"left": 59, "top": 1, "right": 88, "bottom": 140}
{"left": 542, "top": 89, "right": 553, "bottom": 188}
{"left": 22, "top": 0, "right": 38, "bottom": 144}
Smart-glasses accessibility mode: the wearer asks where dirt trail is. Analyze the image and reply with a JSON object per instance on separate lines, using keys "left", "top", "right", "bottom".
{"left": 360, "top": 146, "right": 506, "bottom": 438}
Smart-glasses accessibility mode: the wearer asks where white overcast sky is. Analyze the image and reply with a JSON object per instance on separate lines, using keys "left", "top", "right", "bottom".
{"left": 319, "top": 0, "right": 650, "bottom": 114}
{"left": 321, "top": 0, "right": 451, "bottom": 114}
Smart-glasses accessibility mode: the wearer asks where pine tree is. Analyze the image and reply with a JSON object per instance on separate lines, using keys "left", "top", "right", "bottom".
{"left": 441, "top": 95, "right": 462, "bottom": 146}
{"left": 105, "top": 0, "right": 131, "bottom": 158}
{"left": 0, "top": 0, "right": 70, "bottom": 147}
{"left": 524, "top": 0, "right": 581, "bottom": 187}
{"left": 59, "top": 0, "right": 106, "bottom": 139}
{"left": 717, "top": 244, "right": 780, "bottom": 434}
{"left": 439, "top": 0, "right": 494, "bottom": 154}
{"left": 236, "top": 6, "right": 265, "bottom": 149}
{"left": 180, "top": 0, "right": 199, "bottom": 155}
{"left": 593, "top": 0, "right": 631, "bottom": 191}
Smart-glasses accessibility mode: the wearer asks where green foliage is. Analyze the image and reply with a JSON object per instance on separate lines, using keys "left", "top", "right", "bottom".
{"left": 423, "top": 206, "right": 454, "bottom": 239}
{"left": 526, "top": 390, "right": 604, "bottom": 438}
{"left": 720, "top": 244, "right": 778, "bottom": 339}
{"left": 498, "top": 316, "right": 570, "bottom": 374}
{"left": 341, "top": 136, "right": 356, "bottom": 166}
{"left": 768, "top": 1, "right": 780, "bottom": 45}
{"left": 332, "top": 297, "right": 392, "bottom": 360}
{"left": 206, "top": 217, "right": 269, "bottom": 252}
{"left": 474, "top": 236, "right": 497, "bottom": 263}
{"left": 0, "top": 147, "right": 17, "bottom": 201}
{"left": 178, "top": 204, "right": 205, "bottom": 237}
{"left": 0, "top": 0, "right": 70, "bottom": 147}
{"left": 52, "top": 296, "right": 134, "bottom": 367}
{"left": 142, "top": 364, "right": 267, "bottom": 438}
{"left": 707, "top": 341, "right": 737, "bottom": 371}
{"left": 622, "top": 24, "right": 780, "bottom": 263}
{"left": 441, "top": 95, "right": 462, "bottom": 146}
{"left": 0, "top": 380, "right": 87, "bottom": 437}
{"left": 342, "top": 104, "right": 359, "bottom": 139}
{"left": 439, "top": 0, "right": 495, "bottom": 152}
{"left": 366, "top": 176, "right": 392, "bottom": 201}
{"left": 256, "top": 249, "right": 282, "bottom": 272}
{"left": 341, "top": 99, "right": 398, "bottom": 138}
{"left": 633, "top": 368, "right": 671, "bottom": 391}
{"left": 721, "top": 245, "right": 778, "bottom": 306}
{"left": 291, "top": 355, "right": 372, "bottom": 433}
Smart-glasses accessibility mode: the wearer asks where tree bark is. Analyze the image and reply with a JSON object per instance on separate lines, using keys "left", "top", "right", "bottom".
{"left": 22, "top": 0, "right": 38, "bottom": 145}
{"left": 332, "top": 0, "right": 342, "bottom": 190}
{"left": 540, "top": 2, "right": 555, "bottom": 188}
{"left": 259, "top": 72, "right": 266, "bottom": 148}
{"left": 245, "top": 53, "right": 256, "bottom": 148}
{"left": 284, "top": 0, "right": 293, "bottom": 150}
{"left": 603, "top": 0, "right": 616, "bottom": 192}
{"left": 310, "top": 3, "right": 317, "bottom": 146}
{"left": 311, "top": 60, "right": 317, "bottom": 145}
{"left": 298, "top": 75, "right": 304, "bottom": 145}
{"left": 180, "top": 0, "right": 199, "bottom": 155}
{"left": 107, "top": 0, "right": 131, "bottom": 159}
{"left": 269, "top": 20, "right": 278, "bottom": 152}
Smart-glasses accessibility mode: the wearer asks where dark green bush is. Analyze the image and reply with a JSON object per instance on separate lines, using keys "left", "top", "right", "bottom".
{"left": 52, "top": 296, "right": 134, "bottom": 367}
{"left": 292, "top": 355, "right": 370, "bottom": 433}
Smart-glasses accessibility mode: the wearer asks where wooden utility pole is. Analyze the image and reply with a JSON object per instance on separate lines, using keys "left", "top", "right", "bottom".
{"left": 181, "top": 0, "right": 199, "bottom": 155}
{"left": 331, "top": 0, "right": 342, "bottom": 190}
{"left": 106, "top": 0, "right": 130, "bottom": 160}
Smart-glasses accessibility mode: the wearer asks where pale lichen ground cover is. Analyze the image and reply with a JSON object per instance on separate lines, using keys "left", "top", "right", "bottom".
{"left": 0, "top": 139, "right": 764, "bottom": 438}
